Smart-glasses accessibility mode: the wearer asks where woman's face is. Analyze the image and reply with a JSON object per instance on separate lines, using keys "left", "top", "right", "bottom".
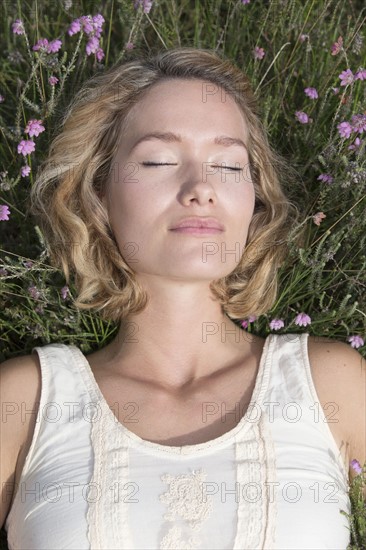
{"left": 103, "top": 78, "right": 256, "bottom": 283}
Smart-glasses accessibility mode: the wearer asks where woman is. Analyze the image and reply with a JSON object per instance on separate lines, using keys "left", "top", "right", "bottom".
{"left": 1, "top": 47, "right": 364, "bottom": 549}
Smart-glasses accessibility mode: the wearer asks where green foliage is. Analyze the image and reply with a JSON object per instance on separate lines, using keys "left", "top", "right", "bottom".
{"left": 0, "top": 1, "right": 365, "bottom": 547}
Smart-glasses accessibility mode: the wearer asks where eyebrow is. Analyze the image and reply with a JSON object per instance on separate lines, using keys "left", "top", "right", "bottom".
{"left": 129, "top": 132, "right": 248, "bottom": 153}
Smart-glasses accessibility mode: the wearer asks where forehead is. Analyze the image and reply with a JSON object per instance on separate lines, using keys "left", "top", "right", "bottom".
{"left": 119, "top": 78, "right": 248, "bottom": 145}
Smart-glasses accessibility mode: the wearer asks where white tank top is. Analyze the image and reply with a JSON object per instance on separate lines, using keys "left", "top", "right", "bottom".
{"left": 4, "top": 332, "right": 351, "bottom": 549}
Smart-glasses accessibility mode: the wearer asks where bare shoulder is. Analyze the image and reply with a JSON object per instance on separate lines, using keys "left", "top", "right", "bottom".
{"left": 0, "top": 352, "right": 41, "bottom": 529}
{"left": 307, "top": 335, "right": 366, "bottom": 480}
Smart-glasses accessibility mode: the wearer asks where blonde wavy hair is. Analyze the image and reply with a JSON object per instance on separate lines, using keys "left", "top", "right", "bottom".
{"left": 28, "top": 46, "right": 302, "bottom": 324}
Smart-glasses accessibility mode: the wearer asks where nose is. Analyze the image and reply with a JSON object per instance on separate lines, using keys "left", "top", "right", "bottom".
{"left": 178, "top": 161, "right": 217, "bottom": 205}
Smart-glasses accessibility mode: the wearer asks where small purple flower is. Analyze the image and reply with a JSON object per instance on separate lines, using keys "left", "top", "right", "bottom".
{"left": 295, "top": 111, "right": 311, "bottom": 124}
{"left": 86, "top": 36, "right": 100, "bottom": 55}
{"left": 47, "top": 39, "right": 62, "bottom": 53}
{"left": 32, "top": 38, "right": 49, "bottom": 52}
{"left": 0, "top": 205, "right": 10, "bottom": 221}
{"left": 355, "top": 68, "right": 366, "bottom": 81}
{"left": 23, "top": 260, "right": 34, "bottom": 268}
{"left": 17, "top": 139, "right": 35, "bottom": 156}
{"left": 348, "top": 137, "right": 362, "bottom": 151}
{"left": 350, "top": 114, "right": 366, "bottom": 134}
{"left": 350, "top": 459, "right": 363, "bottom": 474}
{"left": 0, "top": 94, "right": 4, "bottom": 103}
{"left": 299, "top": 34, "right": 309, "bottom": 42}
{"left": 21, "top": 165, "right": 31, "bottom": 177}
{"left": 92, "top": 14, "right": 105, "bottom": 28}
{"left": 24, "top": 119, "right": 45, "bottom": 138}
{"left": 134, "top": 0, "right": 154, "bottom": 13}
{"left": 0, "top": 268, "right": 8, "bottom": 276}
{"left": 317, "top": 173, "right": 334, "bottom": 184}
{"left": 332, "top": 87, "right": 339, "bottom": 94}
{"left": 347, "top": 335, "right": 364, "bottom": 349}
{"left": 339, "top": 69, "right": 355, "bottom": 86}
{"left": 270, "top": 319, "right": 285, "bottom": 330}
{"left": 28, "top": 285, "right": 41, "bottom": 300}
{"left": 12, "top": 19, "right": 25, "bottom": 35}
{"left": 241, "top": 0, "right": 250, "bottom": 4}
{"left": 337, "top": 121, "right": 353, "bottom": 138}
{"left": 61, "top": 286, "right": 70, "bottom": 300}
{"left": 48, "top": 76, "right": 59, "bottom": 86}
{"left": 68, "top": 19, "right": 81, "bottom": 36}
{"left": 253, "top": 46, "right": 265, "bottom": 60}
{"left": 125, "top": 41, "right": 134, "bottom": 50}
{"left": 294, "top": 312, "right": 311, "bottom": 327}
{"left": 304, "top": 87, "right": 318, "bottom": 99}
{"left": 80, "top": 15, "right": 94, "bottom": 34}
{"left": 96, "top": 48, "right": 105, "bottom": 62}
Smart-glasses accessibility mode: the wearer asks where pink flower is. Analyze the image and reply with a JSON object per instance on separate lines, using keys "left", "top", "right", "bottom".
{"left": 294, "top": 312, "right": 311, "bottom": 327}
{"left": 241, "top": 0, "right": 250, "bottom": 3}
{"left": 0, "top": 268, "right": 8, "bottom": 276}
{"left": 23, "top": 260, "right": 34, "bottom": 268}
{"left": 331, "top": 36, "right": 343, "bottom": 56}
{"left": 317, "top": 173, "right": 333, "bottom": 184}
{"left": 299, "top": 34, "right": 309, "bottom": 42}
{"left": 347, "top": 335, "right": 364, "bottom": 349}
{"left": 28, "top": 285, "right": 41, "bottom": 300}
{"left": 240, "top": 315, "right": 257, "bottom": 329}
{"left": 47, "top": 39, "right": 62, "bottom": 53}
{"left": 134, "top": 0, "right": 154, "bottom": 13}
{"left": 295, "top": 111, "right": 311, "bottom": 124}
{"left": 96, "top": 47, "right": 105, "bottom": 62}
{"left": 348, "top": 137, "right": 362, "bottom": 151}
{"left": 339, "top": 69, "right": 355, "bottom": 86}
{"left": 350, "top": 114, "right": 366, "bottom": 134}
{"left": 269, "top": 319, "right": 285, "bottom": 330}
{"left": 86, "top": 36, "right": 100, "bottom": 55}
{"left": 92, "top": 14, "right": 105, "bottom": 28}
{"left": 332, "top": 87, "right": 339, "bottom": 94}
{"left": 304, "top": 87, "right": 318, "bottom": 99}
{"left": 80, "top": 15, "right": 94, "bottom": 34}
{"left": 21, "top": 165, "right": 31, "bottom": 177}
{"left": 12, "top": 19, "right": 25, "bottom": 35}
{"left": 48, "top": 76, "right": 59, "bottom": 86}
{"left": 355, "top": 68, "right": 366, "bottom": 81}
{"left": 125, "top": 41, "right": 134, "bottom": 50}
{"left": 0, "top": 205, "right": 10, "bottom": 221}
{"left": 253, "top": 46, "right": 265, "bottom": 60}
{"left": 337, "top": 121, "right": 353, "bottom": 138}
{"left": 17, "top": 139, "right": 35, "bottom": 156}
{"left": 32, "top": 38, "right": 49, "bottom": 51}
{"left": 61, "top": 286, "right": 70, "bottom": 300}
{"left": 24, "top": 119, "right": 45, "bottom": 138}
{"left": 0, "top": 94, "right": 4, "bottom": 103}
{"left": 350, "top": 459, "right": 363, "bottom": 474}
{"left": 313, "top": 211, "right": 326, "bottom": 226}
{"left": 68, "top": 19, "right": 81, "bottom": 36}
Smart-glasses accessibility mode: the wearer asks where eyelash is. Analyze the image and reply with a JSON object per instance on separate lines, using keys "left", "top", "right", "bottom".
{"left": 141, "top": 162, "right": 243, "bottom": 172}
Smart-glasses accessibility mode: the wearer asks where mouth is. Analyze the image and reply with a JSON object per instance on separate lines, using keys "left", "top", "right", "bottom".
{"left": 169, "top": 227, "right": 224, "bottom": 235}
{"left": 169, "top": 217, "right": 225, "bottom": 231}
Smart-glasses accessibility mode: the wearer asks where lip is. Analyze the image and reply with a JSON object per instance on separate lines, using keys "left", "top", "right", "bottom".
{"left": 169, "top": 216, "right": 225, "bottom": 231}
{"left": 170, "top": 227, "right": 223, "bottom": 235}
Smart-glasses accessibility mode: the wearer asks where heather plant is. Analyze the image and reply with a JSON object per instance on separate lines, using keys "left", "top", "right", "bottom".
{"left": 0, "top": 0, "right": 365, "bottom": 548}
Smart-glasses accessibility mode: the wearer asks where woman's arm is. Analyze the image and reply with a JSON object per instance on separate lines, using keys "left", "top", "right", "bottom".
{"left": 308, "top": 335, "right": 366, "bottom": 500}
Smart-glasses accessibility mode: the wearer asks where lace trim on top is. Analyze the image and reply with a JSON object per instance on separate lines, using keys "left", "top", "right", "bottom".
{"left": 67, "top": 334, "right": 276, "bottom": 549}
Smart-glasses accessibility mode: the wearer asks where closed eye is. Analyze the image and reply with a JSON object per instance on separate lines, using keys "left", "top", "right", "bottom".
{"left": 141, "top": 162, "right": 243, "bottom": 171}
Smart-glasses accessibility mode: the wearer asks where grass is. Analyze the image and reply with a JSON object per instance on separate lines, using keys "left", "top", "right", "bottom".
{"left": 0, "top": 0, "right": 365, "bottom": 548}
